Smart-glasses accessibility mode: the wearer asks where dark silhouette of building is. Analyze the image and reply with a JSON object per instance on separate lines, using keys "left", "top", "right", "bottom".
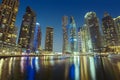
{"left": 18, "top": 6, "right": 36, "bottom": 51}
{"left": 45, "top": 27, "right": 54, "bottom": 51}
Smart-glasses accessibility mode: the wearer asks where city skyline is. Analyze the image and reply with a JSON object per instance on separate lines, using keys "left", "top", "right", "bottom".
{"left": 0, "top": 0, "right": 120, "bottom": 52}
{"left": 0, "top": 0, "right": 120, "bottom": 80}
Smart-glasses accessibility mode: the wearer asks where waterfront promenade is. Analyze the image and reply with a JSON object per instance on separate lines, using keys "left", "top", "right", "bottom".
{"left": 0, "top": 53, "right": 109, "bottom": 58}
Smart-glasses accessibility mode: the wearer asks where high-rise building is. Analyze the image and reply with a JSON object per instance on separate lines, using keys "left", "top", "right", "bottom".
{"left": 18, "top": 6, "right": 36, "bottom": 51}
{"left": 110, "top": 16, "right": 120, "bottom": 53}
{"left": 33, "top": 23, "right": 42, "bottom": 52}
{"left": 78, "top": 27, "right": 82, "bottom": 53}
{"left": 84, "top": 12, "right": 101, "bottom": 52}
{"left": 114, "top": 16, "right": 120, "bottom": 45}
{"left": 45, "top": 27, "right": 54, "bottom": 51}
{"left": 102, "top": 12, "right": 118, "bottom": 48}
{"left": 0, "top": 0, "right": 19, "bottom": 44}
{"left": 69, "top": 16, "right": 78, "bottom": 53}
{"left": 62, "top": 16, "right": 69, "bottom": 53}
{"left": 79, "top": 24, "right": 92, "bottom": 53}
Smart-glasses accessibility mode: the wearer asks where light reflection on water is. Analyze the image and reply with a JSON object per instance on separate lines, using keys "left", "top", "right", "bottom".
{"left": 74, "top": 56, "right": 80, "bottom": 80}
{"left": 0, "top": 59, "right": 4, "bottom": 80}
{"left": 0, "top": 56, "right": 120, "bottom": 80}
{"left": 89, "top": 57, "right": 96, "bottom": 80}
{"left": 117, "top": 62, "right": 120, "bottom": 71}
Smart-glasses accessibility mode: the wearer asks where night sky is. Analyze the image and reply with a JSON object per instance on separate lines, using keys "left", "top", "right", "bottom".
{"left": 0, "top": 0, "right": 120, "bottom": 52}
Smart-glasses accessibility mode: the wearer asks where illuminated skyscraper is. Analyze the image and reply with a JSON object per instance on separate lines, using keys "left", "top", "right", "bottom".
{"left": 102, "top": 12, "right": 118, "bottom": 48}
{"left": 45, "top": 27, "right": 54, "bottom": 51}
{"left": 79, "top": 24, "right": 92, "bottom": 53}
{"left": 0, "top": 0, "right": 19, "bottom": 44}
{"left": 78, "top": 27, "right": 82, "bottom": 52}
{"left": 62, "top": 16, "right": 69, "bottom": 53}
{"left": 84, "top": 12, "right": 101, "bottom": 52}
{"left": 18, "top": 6, "right": 36, "bottom": 50}
{"left": 114, "top": 16, "right": 120, "bottom": 45}
{"left": 69, "top": 16, "right": 78, "bottom": 53}
{"left": 33, "top": 23, "right": 42, "bottom": 52}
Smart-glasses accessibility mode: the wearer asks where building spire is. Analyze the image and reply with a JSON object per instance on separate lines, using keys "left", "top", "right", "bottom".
{"left": 70, "top": 16, "right": 75, "bottom": 24}
{"left": 104, "top": 12, "right": 109, "bottom": 17}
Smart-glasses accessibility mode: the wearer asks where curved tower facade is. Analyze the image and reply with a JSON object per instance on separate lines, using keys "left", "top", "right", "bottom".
{"left": 18, "top": 6, "right": 36, "bottom": 51}
{"left": 85, "top": 12, "right": 101, "bottom": 52}
{"left": 69, "top": 16, "right": 78, "bottom": 53}
{"left": 33, "top": 23, "right": 41, "bottom": 52}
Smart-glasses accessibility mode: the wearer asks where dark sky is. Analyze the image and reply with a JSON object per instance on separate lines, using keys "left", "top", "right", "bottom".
{"left": 0, "top": 0, "right": 120, "bottom": 52}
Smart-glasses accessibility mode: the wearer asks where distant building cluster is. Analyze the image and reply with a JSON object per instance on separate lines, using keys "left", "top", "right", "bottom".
{"left": 0, "top": 0, "right": 120, "bottom": 54}
{"left": 62, "top": 12, "right": 120, "bottom": 54}
{"left": 78, "top": 12, "right": 120, "bottom": 53}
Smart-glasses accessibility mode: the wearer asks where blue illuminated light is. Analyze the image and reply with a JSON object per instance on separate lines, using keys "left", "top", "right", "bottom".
{"left": 33, "top": 22, "right": 41, "bottom": 52}
{"left": 69, "top": 64, "right": 75, "bottom": 80}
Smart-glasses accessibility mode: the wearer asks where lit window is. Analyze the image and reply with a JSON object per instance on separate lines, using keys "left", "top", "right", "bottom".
{"left": 14, "top": 8, "right": 18, "bottom": 12}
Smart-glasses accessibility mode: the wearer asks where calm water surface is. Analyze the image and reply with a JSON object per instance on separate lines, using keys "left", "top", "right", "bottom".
{"left": 0, "top": 56, "right": 120, "bottom": 80}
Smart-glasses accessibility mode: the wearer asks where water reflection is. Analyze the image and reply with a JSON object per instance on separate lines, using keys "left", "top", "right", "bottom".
{"left": 80, "top": 56, "right": 90, "bottom": 80}
{"left": 0, "top": 59, "right": 4, "bottom": 80}
{"left": 0, "top": 56, "right": 119, "bottom": 80}
{"left": 89, "top": 57, "right": 96, "bottom": 80}
{"left": 68, "top": 56, "right": 80, "bottom": 80}
{"left": 117, "top": 62, "right": 120, "bottom": 71}
{"left": 34, "top": 57, "right": 40, "bottom": 72}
